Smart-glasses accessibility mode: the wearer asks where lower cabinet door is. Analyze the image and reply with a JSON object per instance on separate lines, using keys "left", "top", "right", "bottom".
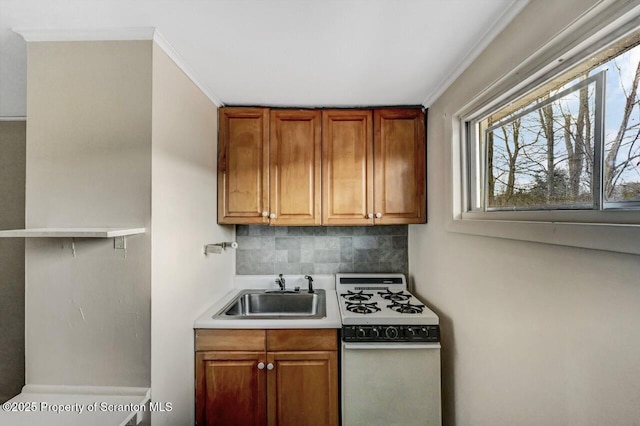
{"left": 196, "top": 351, "right": 267, "bottom": 426}
{"left": 267, "top": 351, "right": 338, "bottom": 426}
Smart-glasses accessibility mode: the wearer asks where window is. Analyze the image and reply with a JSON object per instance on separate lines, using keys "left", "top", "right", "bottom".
{"left": 466, "top": 30, "right": 640, "bottom": 214}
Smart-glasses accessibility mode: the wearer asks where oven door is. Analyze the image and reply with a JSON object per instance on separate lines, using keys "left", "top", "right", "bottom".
{"left": 342, "top": 342, "right": 441, "bottom": 426}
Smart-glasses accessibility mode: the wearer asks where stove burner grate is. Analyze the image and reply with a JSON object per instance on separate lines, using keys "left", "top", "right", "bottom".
{"left": 341, "top": 290, "right": 374, "bottom": 302}
{"left": 387, "top": 300, "right": 425, "bottom": 314}
{"left": 345, "top": 301, "right": 381, "bottom": 314}
{"left": 378, "top": 289, "right": 411, "bottom": 302}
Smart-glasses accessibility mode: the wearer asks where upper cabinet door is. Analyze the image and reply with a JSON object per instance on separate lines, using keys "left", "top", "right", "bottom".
{"left": 218, "top": 108, "right": 269, "bottom": 224}
{"left": 322, "top": 110, "right": 374, "bottom": 226}
{"left": 373, "top": 109, "right": 426, "bottom": 224}
{"left": 269, "top": 110, "right": 322, "bottom": 226}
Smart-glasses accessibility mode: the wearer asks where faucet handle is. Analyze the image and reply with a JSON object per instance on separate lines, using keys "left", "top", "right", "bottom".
{"left": 304, "top": 275, "right": 314, "bottom": 293}
{"left": 275, "top": 273, "right": 285, "bottom": 290}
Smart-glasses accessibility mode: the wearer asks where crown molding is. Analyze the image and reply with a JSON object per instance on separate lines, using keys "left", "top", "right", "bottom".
{"left": 12, "top": 27, "right": 224, "bottom": 108}
{"left": 13, "top": 27, "right": 155, "bottom": 42}
{"left": 454, "top": 0, "right": 640, "bottom": 121}
{"left": 421, "top": 0, "right": 529, "bottom": 107}
{"left": 152, "top": 30, "right": 223, "bottom": 107}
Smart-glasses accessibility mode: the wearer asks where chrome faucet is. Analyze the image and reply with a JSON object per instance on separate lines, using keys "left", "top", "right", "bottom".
{"left": 275, "top": 274, "right": 286, "bottom": 291}
{"left": 304, "top": 275, "right": 314, "bottom": 293}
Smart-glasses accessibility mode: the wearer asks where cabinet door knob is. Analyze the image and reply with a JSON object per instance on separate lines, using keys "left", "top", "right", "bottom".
{"left": 261, "top": 211, "right": 268, "bottom": 217}
{"left": 269, "top": 213, "right": 276, "bottom": 219}
{"left": 367, "top": 213, "right": 373, "bottom": 219}
{"left": 375, "top": 212, "right": 382, "bottom": 218}
{"left": 267, "top": 363, "right": 274, "bottom": 371}
{"left": 257, "top": 362, "right": 265, "bottom": 370}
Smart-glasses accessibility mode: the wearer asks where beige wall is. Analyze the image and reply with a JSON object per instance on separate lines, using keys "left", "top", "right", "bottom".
{"left": 21, "top": 39, "right": 233, "bottom": 423}
{"left": 410, "top": 1, "right": 640, "bottom": 425}
{"left": 0, "top": 120, "right": 26, "bottom": 402}
{"left": 150, "top": 43, "right": 235, "bottom": 426}
{"left": 25, "top": 41, "right": 152, "bottom": 386}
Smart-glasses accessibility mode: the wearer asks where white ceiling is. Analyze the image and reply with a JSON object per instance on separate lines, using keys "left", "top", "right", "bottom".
{"left": 0, "top": 0, "right": 527, "bottom": 117}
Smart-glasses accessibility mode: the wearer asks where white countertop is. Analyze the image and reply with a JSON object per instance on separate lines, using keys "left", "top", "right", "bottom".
{"left": 0, "top": 385, "right": 150, "bottom": 426}
{"left": 194, "top": 275, "right": 342, "bottom": 329}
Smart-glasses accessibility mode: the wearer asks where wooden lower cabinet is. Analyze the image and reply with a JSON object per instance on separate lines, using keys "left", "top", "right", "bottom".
{"left": 267, "top": 351, "right": 338, "bottom": 426}
{"left": 195, "top": 329, "right": 338, "bottom": 426}
{"left": 196, "top": 351, "right": 267, "bottom": 426}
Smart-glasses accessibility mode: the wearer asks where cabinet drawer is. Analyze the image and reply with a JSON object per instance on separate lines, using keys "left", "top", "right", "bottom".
{"left": 195, "top": 329, "right": 266, "bottom": 351}
{"left": 267, "top": 329, "right": 337, "bottom": 351}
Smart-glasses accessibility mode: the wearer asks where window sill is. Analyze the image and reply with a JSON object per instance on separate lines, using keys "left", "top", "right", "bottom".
{"left": 446, "top": 213, "right": 640, "bottom": 256}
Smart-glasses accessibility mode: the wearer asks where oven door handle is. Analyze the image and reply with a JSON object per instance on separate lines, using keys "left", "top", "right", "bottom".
{"left": 344, "top": 342, "right": 441, "bottom": 350}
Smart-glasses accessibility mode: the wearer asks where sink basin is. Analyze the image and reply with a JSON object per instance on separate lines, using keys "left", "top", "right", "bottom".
{"left": 216, "top": 289, "right": 326, "bottom": 319}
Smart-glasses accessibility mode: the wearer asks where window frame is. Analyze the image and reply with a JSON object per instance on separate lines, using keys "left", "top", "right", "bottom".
{"left": 472, "top": 71, "right": 606, "bottom": 213}
{"left": 449, "top": 0, "right": 640, "bottom": 256}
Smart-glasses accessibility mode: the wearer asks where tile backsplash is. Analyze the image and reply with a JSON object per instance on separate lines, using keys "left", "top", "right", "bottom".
{"left": 236, "top": 225, "right": 408, "bottom": 275}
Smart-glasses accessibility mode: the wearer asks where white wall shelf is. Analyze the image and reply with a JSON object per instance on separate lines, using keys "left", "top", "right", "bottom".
{"left": 0, "top": 227, "right": 145, "bottom": 238}
{"left": 0, "top": 228, "right": 145, "bottom": 257}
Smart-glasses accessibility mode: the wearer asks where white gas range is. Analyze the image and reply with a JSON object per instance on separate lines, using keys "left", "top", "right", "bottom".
{"left": 338, "top": 273, "right": 439, "bottom": 330}
{"left": 336, "top": 273, "right": 442, "bottom": 426}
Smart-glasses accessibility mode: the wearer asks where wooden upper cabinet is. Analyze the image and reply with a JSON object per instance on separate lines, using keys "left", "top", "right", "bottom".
{"left": 269, "top": 110, "right": 322, "bottom": 226}
{"left": 323, "top": 108, "right": 426, "bottom": 226}
{"left": 218, "top": 107, "right": 269, "bottom": 224}
{"left": 217, "top": 107, "right": 426, "bottom": 226}
{"left": 322, "top": 110, "right": 374, "bottom": 225}
{"left": 373, "top": 109, "right": 426, "bottom": 224}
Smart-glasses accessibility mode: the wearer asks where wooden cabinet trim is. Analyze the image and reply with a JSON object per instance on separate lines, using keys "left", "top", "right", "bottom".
{"left": 195, "top": 329, "right": 266, "bottom": 351}
{"left": 195, "top": 352, "right": 205, "bottom": 425}
{"left": 196, "top": 328, "right": 338, "bottom": 351}
{"left": 267, "top": 329, "right": 338, "bottom": 351}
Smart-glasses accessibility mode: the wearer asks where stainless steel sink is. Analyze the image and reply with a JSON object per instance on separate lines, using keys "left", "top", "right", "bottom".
{"left": 215, "top": 289, "right": 326, "bottom": 319}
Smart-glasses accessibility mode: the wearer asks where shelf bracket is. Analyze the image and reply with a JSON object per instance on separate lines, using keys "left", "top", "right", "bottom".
{"left": 71, "top": 237, "right": 76, "bottom": 258}
{"left": 114, "top": 236, "right": 127, "bottom": 258}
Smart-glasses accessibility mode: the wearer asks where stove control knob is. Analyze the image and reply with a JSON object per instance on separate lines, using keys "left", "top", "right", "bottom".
{"left": 371, "top": 327, "right": 380, "bottom": 338}
{"left": 357, "top": 327, "right": 367, "bottom": 339}
{"left": 406, "top": 327, "right": 416, "bottom": 337}
{"left": 421, "top": 327, "right": 429, "bottom": 337}
{"left": 385, "top": 327, "right": 399, "bottom": 339}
